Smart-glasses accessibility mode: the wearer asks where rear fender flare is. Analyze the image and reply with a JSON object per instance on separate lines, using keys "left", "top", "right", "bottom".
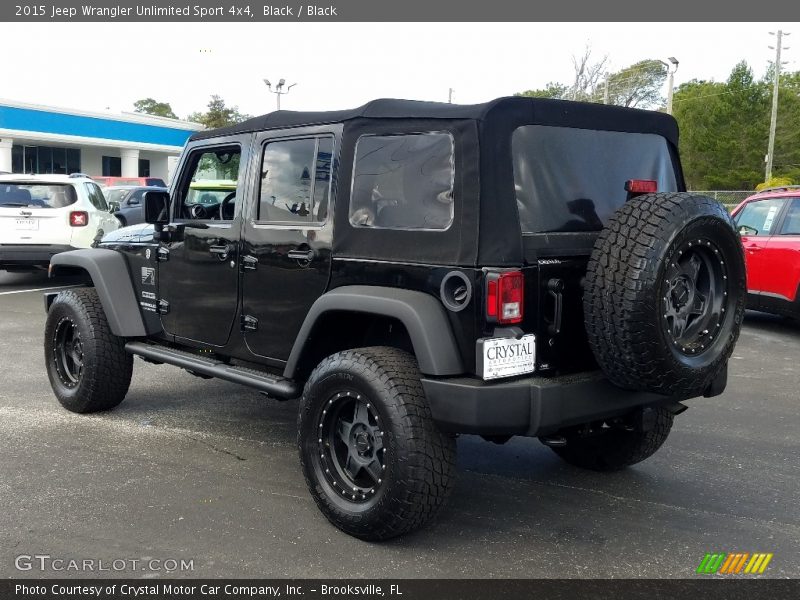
{"left": 284, "top": 286, "right": 465, "bottom": 378}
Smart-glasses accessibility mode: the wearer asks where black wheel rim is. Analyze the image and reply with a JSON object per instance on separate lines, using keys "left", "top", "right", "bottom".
{"left": 317, "top": 391, "right": 386, "bottom": 503}
{"left": 661, "top": 238, "right": 729, "bottom": 355}
{"left": 53, "top": 317, "right": 84, "bottom": 387}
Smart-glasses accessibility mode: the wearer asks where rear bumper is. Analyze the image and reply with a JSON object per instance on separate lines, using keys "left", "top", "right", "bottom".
{"left": 421, "top": 371, "right": 678, "bottom": 437}
{"left": 0, "top": 244, "right": 76, "bottom": 267}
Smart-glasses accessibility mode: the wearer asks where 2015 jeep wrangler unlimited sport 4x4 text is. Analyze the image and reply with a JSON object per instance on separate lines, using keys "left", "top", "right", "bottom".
{"left": 43, "top": 97, "right": 745, "bottom": 540}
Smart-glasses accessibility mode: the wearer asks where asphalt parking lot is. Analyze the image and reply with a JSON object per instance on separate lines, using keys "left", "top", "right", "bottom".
{"left": 1, "top": 269, "right": 798, "bottom": 579}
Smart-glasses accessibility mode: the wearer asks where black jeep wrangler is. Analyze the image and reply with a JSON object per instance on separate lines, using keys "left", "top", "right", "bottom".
{"left": 43, "top": 97, "right": 746, "bottom": 540}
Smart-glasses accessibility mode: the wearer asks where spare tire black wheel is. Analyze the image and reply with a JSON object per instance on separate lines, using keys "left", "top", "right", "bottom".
{"left": 584, "top": 192, "right": 746, "bottom": 398}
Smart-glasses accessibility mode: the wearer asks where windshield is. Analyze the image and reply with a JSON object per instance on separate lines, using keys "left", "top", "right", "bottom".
{"left": 512, "top": 125, "right": 678, "bottom": 233}
{"left": 186, "top": 188, "right": 235, "bottom": 205}
{"left": 0, "top": 183, "right": 78, "bottom": 209}
{"left": 104, "top": 189, "right": 132, "bottom": 205}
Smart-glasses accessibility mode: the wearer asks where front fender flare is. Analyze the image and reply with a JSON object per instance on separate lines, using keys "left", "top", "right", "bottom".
{"left": 284, "top": 285, "right": 465, "bottom": 378}
{"left": 49, "top": 249, "right": 148, "bottom": 337}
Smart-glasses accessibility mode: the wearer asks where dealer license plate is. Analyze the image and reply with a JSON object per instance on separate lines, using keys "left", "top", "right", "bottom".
{"left": 478, "top": 334, "right": 536, "bottom": 380}
{"left": 15, "top": 218, "right": 37, "bottom": 230}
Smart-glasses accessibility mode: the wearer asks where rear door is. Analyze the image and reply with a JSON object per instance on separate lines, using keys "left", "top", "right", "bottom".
{"left": 0, "top": 182, "right": 77, "bottom": 246}
{"left": 240, "top": 127, "right": 338, "bottom": 362}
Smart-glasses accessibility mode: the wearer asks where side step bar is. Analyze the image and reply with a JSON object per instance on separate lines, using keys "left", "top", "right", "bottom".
{"left": 125, "top": 341, "right": 300, "bottom": 399}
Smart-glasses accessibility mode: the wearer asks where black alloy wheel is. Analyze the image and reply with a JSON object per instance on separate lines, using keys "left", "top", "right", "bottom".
{"left": 318, "top": 391, "right": 386, "bottom": 502}
{"left": 662, "top": 237, "right": 729, "bottom": 356}
{"left": 52, "top": 316, "right": 84, "bottom": 387}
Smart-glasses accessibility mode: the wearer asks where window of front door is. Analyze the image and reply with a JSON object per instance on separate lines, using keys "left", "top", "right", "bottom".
{"left": 176, "top": 146, "right": 242, "bottom": 221}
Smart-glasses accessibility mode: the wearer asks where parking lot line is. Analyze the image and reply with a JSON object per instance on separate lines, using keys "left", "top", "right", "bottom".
{"left": 0, "top": 285, "right": 78, "bottom": 296}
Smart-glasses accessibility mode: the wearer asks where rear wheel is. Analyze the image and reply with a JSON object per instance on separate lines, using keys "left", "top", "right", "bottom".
{"left": 547, "top": 407, "right": 674, "bottom": 471}
{"left": 44, "top": 288, "right": 133, "bottom": 413}
{"left": 298, "top": 346, "right": 456, "bottom": 540}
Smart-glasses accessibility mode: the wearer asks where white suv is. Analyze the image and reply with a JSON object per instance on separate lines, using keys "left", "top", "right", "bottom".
{"left": 0, "top": 174, "right": 120, "bottom": 271}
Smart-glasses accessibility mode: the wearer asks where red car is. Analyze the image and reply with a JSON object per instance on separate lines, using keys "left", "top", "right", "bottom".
{"left": 92, "top": 176, "right": 166, "bottom": 188}
{"left": 731, "top": 186, "right": 800, "bottom": 318}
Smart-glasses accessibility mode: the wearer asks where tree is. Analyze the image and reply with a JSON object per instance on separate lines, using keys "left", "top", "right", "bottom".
{"left": 516, "top": 46, "right": 607, "bottom": 102}
{"left": 605, "top": 60, "right": 667, "bottom": 108}
{"left": 187, "top": 95, "right": 250, "bottom": 129}
{"left": 133, "top": 98, "right": 178, "bottom": 119}
{"left": 568, "top": 46, "right": 608, "bottom": 101}
{"left": 515, "top": 51, "right": 665, "bottom": 108}
{"left": 515, "top": 82, "right": 569, "bottom": 99}
{"left": 670, "top": 61, "right": 795, "bottom": 190}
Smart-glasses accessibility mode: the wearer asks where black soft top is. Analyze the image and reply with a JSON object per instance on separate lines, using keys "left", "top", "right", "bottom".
{"left": 190, "top": 97, "right": 682, "bottom": 267}
{"left": 189, "top": 97, "right": 679, "bottom": 147}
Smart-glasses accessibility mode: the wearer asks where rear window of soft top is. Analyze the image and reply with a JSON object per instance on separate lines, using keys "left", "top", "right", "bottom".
{"left": 512, "top": 125, "right": 678, "bottom": 234}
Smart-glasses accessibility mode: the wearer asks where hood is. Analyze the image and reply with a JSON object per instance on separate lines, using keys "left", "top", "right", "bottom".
{"left": 100, "top": 223, "right": 155, "bottom": 244}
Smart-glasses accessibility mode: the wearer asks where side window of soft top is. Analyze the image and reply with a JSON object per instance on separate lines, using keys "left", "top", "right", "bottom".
{"left": 349, "top": 132, "right": 455, "bottom": 231}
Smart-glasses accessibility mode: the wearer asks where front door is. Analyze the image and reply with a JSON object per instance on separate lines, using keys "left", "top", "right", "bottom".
{"left": 157, "top": 138, "right": 251, "bottom": 347}
{"left": 735, "top": 197, "right": 787, "bottom": 296}
{"left": 240, "top": 128, "right": 338, "bottom": 362}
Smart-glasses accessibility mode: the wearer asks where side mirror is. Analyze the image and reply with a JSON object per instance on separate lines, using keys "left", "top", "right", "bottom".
{"left": 738, "top": 224, "right": 758, "bottom": 236}
{"left": 128, "top": 198, "right": 140, "bottom": 206}
{"left": 144, "top": 191, "right": 170, "bottom": 225}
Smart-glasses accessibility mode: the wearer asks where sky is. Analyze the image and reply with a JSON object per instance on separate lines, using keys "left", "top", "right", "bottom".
{"left": 0, "top": 22, "right": 798, "bottom": 120}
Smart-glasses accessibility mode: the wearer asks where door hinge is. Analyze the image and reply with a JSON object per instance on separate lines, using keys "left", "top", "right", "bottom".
{"left": 157, "top": 299, "right": 170, "bottom": 314}
{"left": 242, "top": 255, "right": 258, "bottom": 271}
{"left": 241, "top": 314, "right": 259, "bottom": 331}
{"left": 156, "top": 246, "right": 170, "bottom": 262}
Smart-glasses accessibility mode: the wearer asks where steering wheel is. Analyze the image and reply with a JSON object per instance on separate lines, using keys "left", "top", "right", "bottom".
{"left": 190, "top": 204, "right": 208, "bottom": 219}
{"left": 221, "top": 192, "right": 236, "bottom": 220}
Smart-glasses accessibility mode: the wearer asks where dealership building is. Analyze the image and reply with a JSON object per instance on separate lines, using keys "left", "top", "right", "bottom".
{"left": 0, "top": 99, "right": 203, "bottom": 183}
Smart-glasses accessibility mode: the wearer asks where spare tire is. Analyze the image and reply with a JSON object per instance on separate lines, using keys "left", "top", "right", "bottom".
{"left": 584, "top": 192, "right": 745, "bottom": 397}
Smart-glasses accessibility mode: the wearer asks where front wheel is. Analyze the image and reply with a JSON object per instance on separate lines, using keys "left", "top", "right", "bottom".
{"left": 44, "top": 287, "right": 133, "bottom": 413}
{"left": 298, "top": 346, "right": 456, "bottom": 540}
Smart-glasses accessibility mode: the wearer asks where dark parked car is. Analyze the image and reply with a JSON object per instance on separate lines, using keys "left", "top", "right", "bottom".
{"left": 43, "top": 97, "right": 746, "bottom": 541}
{"left": 105, "top": 186, "right": 168, "bottom": 226}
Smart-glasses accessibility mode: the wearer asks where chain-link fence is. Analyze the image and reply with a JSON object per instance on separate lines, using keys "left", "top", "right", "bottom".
{"left": 689, "top": 191, "right": 753, "bottom": 212}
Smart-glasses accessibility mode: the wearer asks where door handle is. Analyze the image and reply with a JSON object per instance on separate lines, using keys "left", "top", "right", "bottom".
{"left": 287, "top": 248, "right": 315, "bottom": 261}
{"left": 209, "top": 244, "right": 231, "bottom": 260}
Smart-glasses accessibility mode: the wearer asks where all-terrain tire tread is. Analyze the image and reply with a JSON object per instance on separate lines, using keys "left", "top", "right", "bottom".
{"left": 44, "top": 287, "right": 132, "bottom": 413}
{"left": 298, "top": 346, "right": 456, "bottom": 541}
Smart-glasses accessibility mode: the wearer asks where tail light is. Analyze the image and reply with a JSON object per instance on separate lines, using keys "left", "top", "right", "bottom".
{"left": 486, "top": 271, "right": 524, "bottom": 324}
{"left": 625, "top": 179, "right": 658, "bottom": 194}
{"left": 69, "top": 211, "right": 88, "bottom": 227}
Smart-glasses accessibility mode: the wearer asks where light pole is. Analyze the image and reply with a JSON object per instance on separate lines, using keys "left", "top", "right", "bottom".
{"left": 263, "top": 78, "right": 297, "bottom": 111}
{"left": 766, "top": 30, "right": 790, "bottom": 182}
{"left": 660, "top": 57, "right": 679, "bottom": 115}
